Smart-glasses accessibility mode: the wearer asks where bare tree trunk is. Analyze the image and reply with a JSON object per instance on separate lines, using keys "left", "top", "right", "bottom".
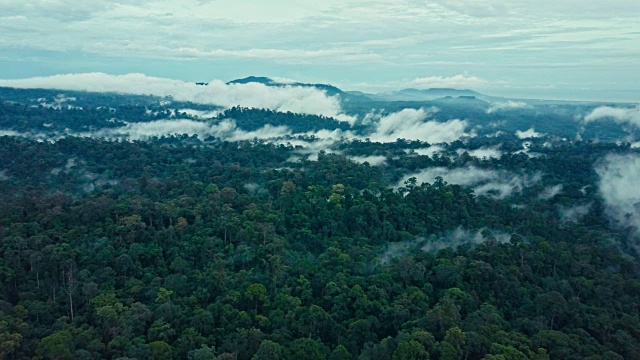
{"left": 68, "top": 268, "right": 74, "bottom": 322}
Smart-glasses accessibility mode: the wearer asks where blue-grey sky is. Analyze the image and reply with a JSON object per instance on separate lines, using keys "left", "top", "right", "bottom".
{"left": 1, "top": 0, "right": 639, "bottom": 101}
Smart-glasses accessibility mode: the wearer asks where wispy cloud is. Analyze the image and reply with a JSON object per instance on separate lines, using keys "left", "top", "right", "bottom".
{"left": 411, "top": 74, "right": 487, "bottom": 88}
{"left": 78, "top": 119, "right": 291, "bottom": 141}
{"left": 348, "top": 155, "right": 387, "bottom": 166}
{"left": 538, "top": 184, "right": 563, "bottom": 200}
{"left": 559, "top": 202, "right": 592, "bottom": 223}
{"left": 400, "top": 166, "right": 541, "bottom": 199}
{"left": 379, "top": 226, "right": 511, "bottom": 263}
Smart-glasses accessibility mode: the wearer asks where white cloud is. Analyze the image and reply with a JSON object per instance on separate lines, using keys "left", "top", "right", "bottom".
{"left": 0, "top": 130, "right": 23, "bottom": 137}
{"left": 348, "top": 155, "right": 386, "bottom": 166}
{"left": 0, "top": 73, "right": 354, "bottom": 122}
{"left": 538, "top": 184, "right": 563, "bottom": 200}
{"left": 412, "top": 146, "right": 445, "bottom": 157}
{"left": 596, "top": 153, "right": 640, "bottom": 232}
{"left": 559, "top": 203, "right": 592, "bottom": 223}
{"left": 486, "top": 100, "right": 532, "bottom": 114}
{"left": 411, "top": 74, "right": 487, "bottom": 88}
{"left": 79, "top": 118, "right": 291, "bottom": 141}
{"left": 422, "top": 227, "right": 511, "bottom": 252}
{"left": 178, "top": 109, "right": 220, "bottom": 119}
{"left": 457, "top": 146, "right": 502, "bottom": 159}
{"left": 368, "top": 108, "right": 469, "bottom": 143}
{"left": 515, "top": 128, "right": 543, "bottom": 139}
{"left": 400, "top": 166, "right": 540, "bottom": 199}
{"left": 379, "top": 226, "right": 511, "bottom": 263}
{"left": 584, "top": 106, "right": 640, "bottom": 128}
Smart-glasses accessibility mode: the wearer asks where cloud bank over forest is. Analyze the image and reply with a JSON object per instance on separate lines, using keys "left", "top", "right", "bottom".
{"left": 486, "top": 101, "right": 532, "bottom": 114}
{"left": 80, "top": 119, "right": 291, "bottom": 141}
{"left": 584, "top": 106, "right": 640, "bottom": 128}
{"left": 366, "top": 108, "right": 470, "bottom": 144}
{"left": 0, "top": 73, "right": 356, "bottom": 123}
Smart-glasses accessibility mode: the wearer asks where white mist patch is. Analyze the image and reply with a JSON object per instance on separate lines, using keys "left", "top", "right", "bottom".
{"left": 178, "top": 109, "right": 220, "bottom": 119}
{"left": 596, "top": 153, "right": 640, "bottom": 231}
{"left": 369, "top": 108, "right": 469, "bottom": 143}
{"left": 78, "top": 119, "right": 291, "bottom": 141}
{"left": 412, "top": 146, "right": 445, "bottom": 157}
{"left": 277, "top": 129, "right": 355, "bottom": 161}
{"left": 516, "top": 128, "right": 543, "bottom": 139}
{"left": 210, "top": 120, "right": 292, "bottom": 142}
{"left": 486, "top": 101, "right": 532, "bottom": 114}
{"left": 379, "top": 227, "right": 511, "bottom": 263}
{"left": 513, "top": 141, "right": 544, "bottom": 158}
{"left": 0, "top": 130, "right": 23, "bottom": 137}
{"left": 348, "top": 155, "right": 386, "bottom": 166}
{"left": 51, "top": 158, "right": 78, "bottom": 175}
{"left": 457, "top": 146, "right": 502, "bottom": 159}
{"left": 0, "top": 73, "right": 353, "bottom": 123}
{"left": 584, "top": 106, "right": 640, "bottom": 128}
{"left": 38, "top": 94, "right": 81, "bottom": 110}
{"left": 244, "top": 183, "right": 267, "bottom": 195}
{"left": 559, "top": 203, "right": 592, "bottom": 223}
{"left": 0, "top": 170, "right": 9, "bottom": 181}
{"left": 538, "top": 184, "right": 563, "bottom": 200}
{"left": 400, "top": 166, "right": 541, "bottom": 199}
{"left": 422, "top": 227, "right": 511, "bottom": 253}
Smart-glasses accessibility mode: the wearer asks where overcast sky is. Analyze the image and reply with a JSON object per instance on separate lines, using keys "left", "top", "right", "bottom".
{"left": 1, "top": 0, "right": 639, "bottom": 101}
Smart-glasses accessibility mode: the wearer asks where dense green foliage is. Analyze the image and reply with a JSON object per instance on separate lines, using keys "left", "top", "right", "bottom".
{"left": 1, "top": 129, "right": 639, "bottom": 360}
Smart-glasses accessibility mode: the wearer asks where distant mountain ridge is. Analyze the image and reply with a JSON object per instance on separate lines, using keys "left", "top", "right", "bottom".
{"left": 224, "top": 76, "right": 502, "bottom": 103}
{"left": 227, "top": 76, "right": 344, "bottom": 96}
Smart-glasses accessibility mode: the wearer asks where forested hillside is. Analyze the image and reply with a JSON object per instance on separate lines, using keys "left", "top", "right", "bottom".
{"left": 1, "top": 130, "right": 639, "bottom": 359}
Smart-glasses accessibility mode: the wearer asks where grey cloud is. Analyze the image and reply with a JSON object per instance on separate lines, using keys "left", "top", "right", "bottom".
{"left": 432, "top": 1, "right": 509, "bottom": 18}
